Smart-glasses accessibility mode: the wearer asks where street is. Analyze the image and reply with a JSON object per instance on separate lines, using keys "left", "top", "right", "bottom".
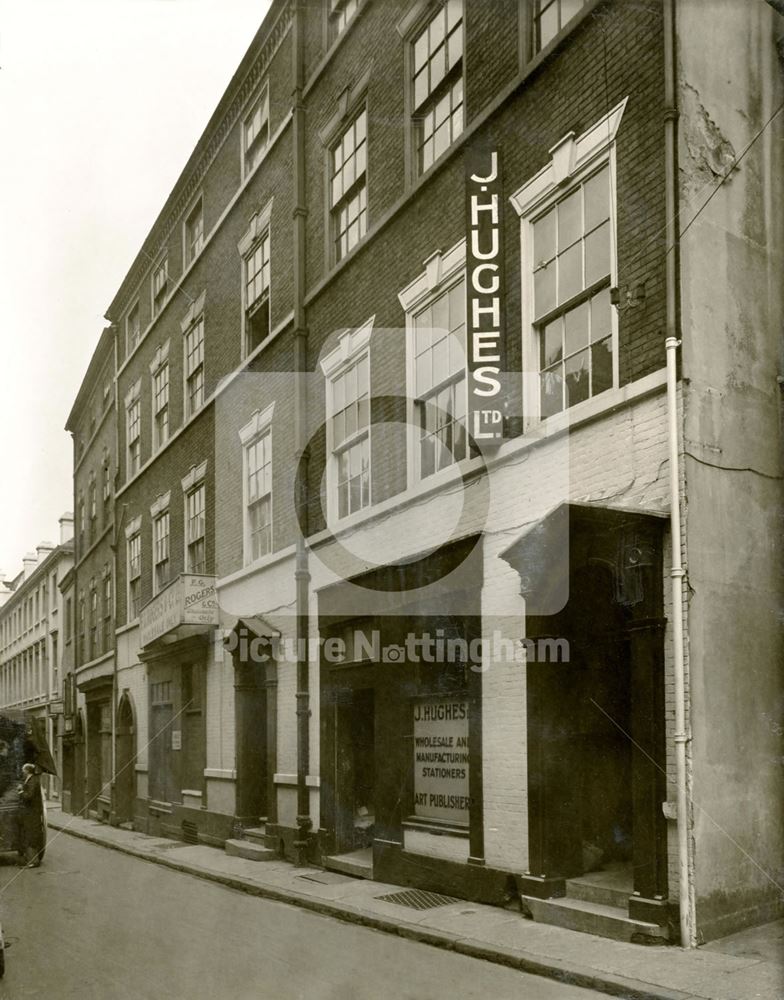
{"left": 0, "top": 832, "right": 606, "bottom": 1000}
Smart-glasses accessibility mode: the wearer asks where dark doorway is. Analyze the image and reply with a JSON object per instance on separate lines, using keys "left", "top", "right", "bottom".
{"left": 72, "top": 712, "right": 85, "bottom": 815}
{"left": 507, "top": 503, "right": 668, "bottom": 913}
{"left": 115, "top": 695, "right": 136, "bottom": 825}
{"left": 335, "top": 687, "right": 375, "bottom": 852}
{"left": 234, "top": 660, "right": 267, "bottom": 825}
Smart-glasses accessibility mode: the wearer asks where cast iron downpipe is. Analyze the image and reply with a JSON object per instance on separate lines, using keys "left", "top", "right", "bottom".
{"left": 292, "top": 0, "right": 312, "bottom": 866}
{"left": 663, "top": 0, "right": 694, "bottom": 949}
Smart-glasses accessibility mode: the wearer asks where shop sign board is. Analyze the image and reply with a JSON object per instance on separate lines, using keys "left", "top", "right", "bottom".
{"left": 412, "top": 698, "right": 470, "bottom": 824}
{"left": 140, "top": 575, "right": 218, "bottom": 647}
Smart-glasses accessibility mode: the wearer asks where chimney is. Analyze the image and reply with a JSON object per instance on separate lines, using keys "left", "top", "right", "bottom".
{"left": 59, "top": 512, "right": 74, "bottom": 544}
{"left": 0, "top": 573, "right": 10, "bottom": 609}
{"left": 22, "top": 552, "right": 37, "bottom": 580}
{"left": 37, "top": 542, "right": 55, "bottom": 565}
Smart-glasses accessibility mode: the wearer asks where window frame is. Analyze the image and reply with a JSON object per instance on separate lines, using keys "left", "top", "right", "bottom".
{"left": 404, "top": 0, "right": 465, "bottom": 181}
{"left": 151, "top": 255, "right": 169, "bottom": 319}
{"left": 150, "top": 340, "right": 171, "bottom": 452}
{"left": 183, "top": 195, "right": 205, "bottom": 268}
{"left": 125, "top": 517, "right": 142, "bottom": 622}
{"left": 126, "top": 300, "right": 141, "bottom": 357}
{"left": 530, "top": 0, "right": 590, "bottom": 57}
{"left": 399, "top": 239, "right": 469, "bottom": 487}
{"left": 320, "top": 317, "right": 374, "bottom": 524}
{"left": 241, "top": 84, "right": 270, "bottom": 181}
{"left": 239, "top": 403, "right": 275, "bottom": 567}
{"left": 151, "top": 497, "right": 171, "bottom": 597}
{"left": 510, "top": 100, "right": 626, "bottom": 430}
{"left": 185, "top": 485, "right": 206, "bottom": 575}
{"left": 125, "top": 379, "right": 142, "bottom": 479}
{"left": 238, "top": 199, "right": 273, "bottom": 358}
{"left": 329, "top": 105, "right": 369, "bottom": 264}
{"left": 326, "top": 0, "right": 360, "bottom": 44}
{"left": 180, "top": 291, "right": 206, "bottom": 421}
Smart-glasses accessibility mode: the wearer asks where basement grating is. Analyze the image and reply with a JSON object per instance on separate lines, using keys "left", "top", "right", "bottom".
{"left": 375, "top": 889, "right": 459, "bottom": 910}
{"left": 181, "top": 821, "right": 199, "bottom": 845}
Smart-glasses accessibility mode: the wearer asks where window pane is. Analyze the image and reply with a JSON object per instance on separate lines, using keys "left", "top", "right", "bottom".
{"left": 584, "top": 220, "right": 611, "bottom": 285}
{"left": 562, "top": 0, "right": 586, "bottom": 31}
{"left": 564, "top": 300, "right": 589, "bottom": 358}
{"left": 584, "top": 165, "right": 610, "bottom": 230}
{"left": 538, "top": 2, "right": 558, "bottom": 48}
{"left": 542, "top": 317, "right": 562, "bottom": 368}
{"left": 534, "top": 265, "right": 556, "bottom": 318}
{"left": 558, "top": 189, "right": 581, "bottom": 249}
{"left": 565, "top": 348, "right": 590, "bottom": 406}
{"left": 558, "top": 242, "right": 582, "bottom": 302}
{"left": 447, "top": 22, "right": 462, "bottom": 69}
{"left": 590, "top": 287, "right": 612, "bottom": 341}
{"left": 534, "top": 210, "right": 556, "bottom": 265}
{"left": 592, "top": 336, "right": 613, "bottom": 395}
{"left": 540, "top": 366, "right": 563, "bottom": 419}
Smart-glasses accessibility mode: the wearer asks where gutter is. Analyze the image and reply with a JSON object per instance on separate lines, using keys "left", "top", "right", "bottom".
{"left": 663, "top": 0, "right": 694, "bottom": 949}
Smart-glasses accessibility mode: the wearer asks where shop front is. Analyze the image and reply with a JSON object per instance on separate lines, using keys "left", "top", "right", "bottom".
{"left": 317, "top": 536, "right": 509, "bottom": 901}
{"left": 137, "top": 574, "right": 225, "bottom": 844}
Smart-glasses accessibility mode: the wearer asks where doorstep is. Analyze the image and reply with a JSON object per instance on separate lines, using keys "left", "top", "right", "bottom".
{"left": 324, "top": 847, "right": 373, "bottom": 879}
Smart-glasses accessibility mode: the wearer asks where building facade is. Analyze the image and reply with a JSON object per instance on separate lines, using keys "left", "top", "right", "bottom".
{"left": 63, "top": 0, "right": 783, "bottom": 947}
{"left": 0, "top": 515, "right": 74, "bottom": 795}
{"left": 63, "top": 327, "right": 117, "bottom": 822}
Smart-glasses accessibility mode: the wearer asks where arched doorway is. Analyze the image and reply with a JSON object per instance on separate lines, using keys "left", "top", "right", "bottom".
{"left": 114, "top": 695, "right": 136, "bottom": 826}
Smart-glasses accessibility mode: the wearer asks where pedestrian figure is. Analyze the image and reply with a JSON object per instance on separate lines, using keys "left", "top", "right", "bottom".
{"left": 18, "top": 764, "right": 43, "bottom": 868}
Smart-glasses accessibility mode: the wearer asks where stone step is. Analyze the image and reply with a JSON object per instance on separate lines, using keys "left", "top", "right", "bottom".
{"left": 564, "top": 877, "right": 631, "bottom": 910}
{"left": 324, "top": 851, "right": 373, "bottom": 880}
{"left": 224, "top": 839, "right": 278, "bottom": 862}
{"left": 520, "top": 894, "right": 669, "bottom": 944}
{"left": 242, "top": 827, "right": 268, "bottom": 846}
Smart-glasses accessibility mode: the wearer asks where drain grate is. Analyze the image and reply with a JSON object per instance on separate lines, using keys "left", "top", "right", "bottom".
{"left": 376, "top": 889, "right": 459, "bottom": 910}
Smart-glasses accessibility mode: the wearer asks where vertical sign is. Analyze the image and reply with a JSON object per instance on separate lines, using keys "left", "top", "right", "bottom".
{"left": 465, "top": 145, "right": 505, "bottom": 444}
{"left": 412, "top": 699, "right": 470, "bottom": 824}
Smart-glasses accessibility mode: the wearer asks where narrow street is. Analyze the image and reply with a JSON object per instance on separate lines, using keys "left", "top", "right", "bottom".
{"left": 0, "top": 833, "right": 605, "bottom": 1000}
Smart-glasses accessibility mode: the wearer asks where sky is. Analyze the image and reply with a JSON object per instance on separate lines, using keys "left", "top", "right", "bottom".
{"left": 0, "top": 0, "right": 272, "bottom": 577}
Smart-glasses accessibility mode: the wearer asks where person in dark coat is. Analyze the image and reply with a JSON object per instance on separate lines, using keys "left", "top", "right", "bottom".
{"left": 18, "top": 764, "right": 43, "bottom": 867}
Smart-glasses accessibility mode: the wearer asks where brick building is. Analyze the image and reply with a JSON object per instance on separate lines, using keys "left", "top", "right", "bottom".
{"left": 64, "top": 0, "right": 783, "bottom": 946}
{"left": 63, "top": 326, "right": 117, "bottom": 822}
{"left": 0, "top": 514, "right": 74, "bottom": 795}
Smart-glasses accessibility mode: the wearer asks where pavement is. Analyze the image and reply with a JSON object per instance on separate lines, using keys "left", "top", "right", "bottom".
{"left": 45, "top": 805, "right": 783, "bottom": 1000}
